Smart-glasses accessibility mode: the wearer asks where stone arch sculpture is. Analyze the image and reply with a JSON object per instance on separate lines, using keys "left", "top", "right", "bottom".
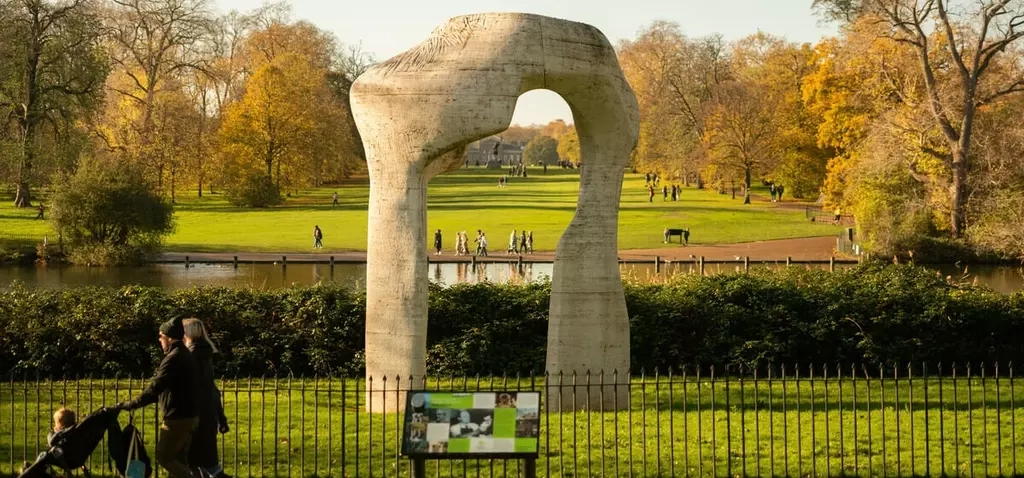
{"left": 350, "top": 13, "right": 639, "bottom": 413}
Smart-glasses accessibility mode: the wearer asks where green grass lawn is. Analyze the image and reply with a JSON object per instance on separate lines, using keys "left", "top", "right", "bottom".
{"left": 2, "top": 376, "right": 1022, "bottom": 477}
{"left": 0, "top": 169, "right": 841, "bottom": 254}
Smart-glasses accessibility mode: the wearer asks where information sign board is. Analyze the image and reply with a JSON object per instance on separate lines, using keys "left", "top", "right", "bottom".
{"left": 401, "top": 391, "right": 541, "bottom": 459}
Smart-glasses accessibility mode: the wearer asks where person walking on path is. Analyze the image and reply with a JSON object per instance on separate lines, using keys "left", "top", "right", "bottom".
{"left": 476, "top": 232, "right": 489, "bottom": 257}
{"left": 648, "top": 185, "right": 655, "bottom": 202}
{"left": 508, "top": 229, "right": 518, "bottom": 254}
{"left": 111, "top": 317, "right": 200, "bottom": 478}
{"left": 332, "top": 192, "right": 339, "bottom": 208}
{"left": 313, "top": 226, "right": 323, "bottom": 249}
{"left": 519, "top": 230, "right": 527, "bottom": 254}
{"left": 683, "top": 228, "right": 690, "bottom": 246}
{"left": 526, "top": 231, "right": 533, "bottom": 254}
{"left": 183, "top": 319, "right": 231, "bottom": 478}
{"left": 434, "top": 229, "right": 443, "bottom": 256}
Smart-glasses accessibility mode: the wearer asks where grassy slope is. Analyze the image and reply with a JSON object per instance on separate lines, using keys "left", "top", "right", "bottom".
{"left": 1, "top": 377, "right": 1022, "bottom": 477}
{"left": 0, "top": 169, "right": 841, "bottom": 253}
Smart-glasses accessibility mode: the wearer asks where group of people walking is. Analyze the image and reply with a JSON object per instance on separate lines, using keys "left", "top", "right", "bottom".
{"left": 648, "top": 184, "right": 684, "bottom": 202}
{"left": 434, "top": 229, "right": 534, "bottom": 256}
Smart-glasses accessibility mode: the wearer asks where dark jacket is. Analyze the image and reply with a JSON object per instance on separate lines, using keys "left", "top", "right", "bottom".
{"left": 126, "top": 341, "right": 199, "bottom": 421}
{"left": 188, "top": 339, "right": 225, "bottom": 467}
{"left": 189, "top": 340, "right": 226, "bottom": 423}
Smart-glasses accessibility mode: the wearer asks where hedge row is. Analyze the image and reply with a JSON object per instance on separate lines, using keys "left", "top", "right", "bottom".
{"left": 1, "top": 264, "right": 1022, "bottom": 377}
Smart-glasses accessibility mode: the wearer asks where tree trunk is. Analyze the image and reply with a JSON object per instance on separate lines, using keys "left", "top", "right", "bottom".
{"left": 14, "top": 125, "right": 37, "bottom": 208}
{"left": 950, "top": 151, "right": 968, "bottom": 239}
{"left": 13, "top": 182, "right": 32, "bottom": 208}
{"left": 170, "top": 166, "right": 176, "bottom": 204}
{"left": 743, "top": 167, "right": 751, "bottom": 205}
{"left": 15, "top": 12, "right": 43, "bottom": 209}
{"left": 198, "top": 176, "right": 203, "bottom": 198}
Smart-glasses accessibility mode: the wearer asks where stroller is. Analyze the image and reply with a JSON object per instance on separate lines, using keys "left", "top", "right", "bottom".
{"left": 18, "top": 408, "right": 152, "bottom": 478}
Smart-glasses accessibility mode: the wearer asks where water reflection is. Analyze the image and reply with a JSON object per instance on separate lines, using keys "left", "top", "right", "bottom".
{"left": 0, "top": 261, "right": 1020, "bottom": 294}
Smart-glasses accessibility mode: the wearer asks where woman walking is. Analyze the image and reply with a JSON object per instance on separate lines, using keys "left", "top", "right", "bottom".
{"left": 183, "top": 318, "right": 231, "bottom": 478}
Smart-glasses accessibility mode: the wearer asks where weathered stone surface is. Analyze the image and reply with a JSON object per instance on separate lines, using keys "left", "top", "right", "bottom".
{"left": 351, "top": 13, "right": 638, "bottom": 412}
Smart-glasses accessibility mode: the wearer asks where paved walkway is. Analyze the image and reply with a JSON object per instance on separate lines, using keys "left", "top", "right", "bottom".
{"left": 157, "top": 237, "right": 851, "bottom": 264}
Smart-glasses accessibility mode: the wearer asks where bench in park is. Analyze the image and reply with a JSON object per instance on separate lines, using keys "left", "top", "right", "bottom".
{"left": 664, "top": 228, "right": 685, "bottom": 243}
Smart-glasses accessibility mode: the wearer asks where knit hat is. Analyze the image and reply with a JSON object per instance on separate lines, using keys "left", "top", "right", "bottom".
{"left": 159, "top": 316, "right": 184, "bottom": 340}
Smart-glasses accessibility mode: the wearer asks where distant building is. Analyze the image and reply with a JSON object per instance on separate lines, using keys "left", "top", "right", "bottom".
{"left": 464, "top": 137, "right": 525, "bottom": 167}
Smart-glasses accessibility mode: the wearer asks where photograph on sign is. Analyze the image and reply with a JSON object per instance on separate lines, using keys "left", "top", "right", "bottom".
{"left": 401, "top": 391, "right": 541, "bottom": 457}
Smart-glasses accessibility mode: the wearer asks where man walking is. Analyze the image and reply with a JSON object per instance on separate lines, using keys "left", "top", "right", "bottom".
{"left": 332, "top": 192, "right": 339, "bottom": 208}
{"left": 112, "top": 317, "right": 200, "bottom": 478}
{"left": 475, "top": 231, "right": 488, "bottom": 257}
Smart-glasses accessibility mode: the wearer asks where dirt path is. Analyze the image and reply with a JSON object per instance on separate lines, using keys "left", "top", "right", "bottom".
{"left": 156, "top": 237, "right": 847, "bottom": 263}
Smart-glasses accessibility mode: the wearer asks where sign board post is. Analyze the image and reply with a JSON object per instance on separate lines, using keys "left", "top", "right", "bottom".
{"left": 401, "top": 390, "right": 541, "bottom": 478}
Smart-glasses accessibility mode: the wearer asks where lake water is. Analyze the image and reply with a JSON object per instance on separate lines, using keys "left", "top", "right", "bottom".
{"left": 1, "top": 261, "right": 1022, "bottom": 294}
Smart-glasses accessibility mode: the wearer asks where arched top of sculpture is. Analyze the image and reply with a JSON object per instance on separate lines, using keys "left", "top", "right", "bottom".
{"left": 375, "top": 13, "right": 607, "bottom": 76}
{"left": 350, "top": 12, "right": 638, "bottom": 172}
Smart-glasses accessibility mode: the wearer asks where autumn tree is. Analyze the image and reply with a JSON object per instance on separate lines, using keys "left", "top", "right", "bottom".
{"left": 802, "top": 17, "right": 922, "bottom": 208}
{"left": 227, "top": 19, "right": 368, "bottom": 186}
{"left": 220, "top": 53, "right": 318, "bottom": 186}
{"left": 499, "top": 125, "right": 542, "bottom": 143}
{"left": 523, "top": 135, "right": 560, "bottom": 165}
{"left": 703, "top": 80, "right": 778, "bottom": 204}
{"left": 814, "top": 0, "right": 1024, "bottom": 239}
{"left": 969, "top": 94, "right": 1024, "bottom": 259}
{"left": 557, "top": 126, "right": 580, "bottom": 166}
{"left": 0, "top": 0, "right": 107, "bottom": 207}
{"left": 732, "top": 33, "right": 830, "bottom": 199}
{"left": 540, "top": 119, "right": 570, "bottom": 140}
{"left": 99, "top": 0, "right": 212, "bottom": 186}
{"left": 618, "top": 22, "right": 724, "bottom": 183}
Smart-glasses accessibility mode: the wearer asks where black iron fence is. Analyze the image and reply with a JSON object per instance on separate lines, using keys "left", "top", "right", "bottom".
{"left": 2, "top": 363, "right": 1023, "bottom": 477}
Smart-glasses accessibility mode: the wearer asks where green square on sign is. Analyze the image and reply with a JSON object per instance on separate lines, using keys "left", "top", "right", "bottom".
{"left": 447, "top": 438, "right": 470, "bottom": 453}
{"left": 428, "top": 393, "right": 474, "bottom": 409}
{"left": 492, "top": 408, "right": 516, "bottom": 438}
{"left": 514, "top": 438, "right": 538, "bottom": 453}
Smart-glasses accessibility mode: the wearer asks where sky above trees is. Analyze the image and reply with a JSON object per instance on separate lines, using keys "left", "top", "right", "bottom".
{"left": 214, "top": 0, "right": 841, "bottom": 125}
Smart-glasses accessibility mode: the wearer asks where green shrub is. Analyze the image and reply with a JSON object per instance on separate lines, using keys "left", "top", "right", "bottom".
{"left": 0, "top": 244, "right": 30, "bottom": 265}
{"left": 224, "top": 173, "right": 282, "bottom": 208}
{"left": 0, "top": 264, "right": 1021, "bottom": 378}
{"left": 65, "top": 243, "right": 146, "bottom": 266}
{"left": 48, "top": 159, "right": 174, "bottom": 265}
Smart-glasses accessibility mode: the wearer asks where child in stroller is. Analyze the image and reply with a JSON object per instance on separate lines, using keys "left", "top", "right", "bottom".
{"left": 18, "top": 407, "right": 121, "bottom": 478}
